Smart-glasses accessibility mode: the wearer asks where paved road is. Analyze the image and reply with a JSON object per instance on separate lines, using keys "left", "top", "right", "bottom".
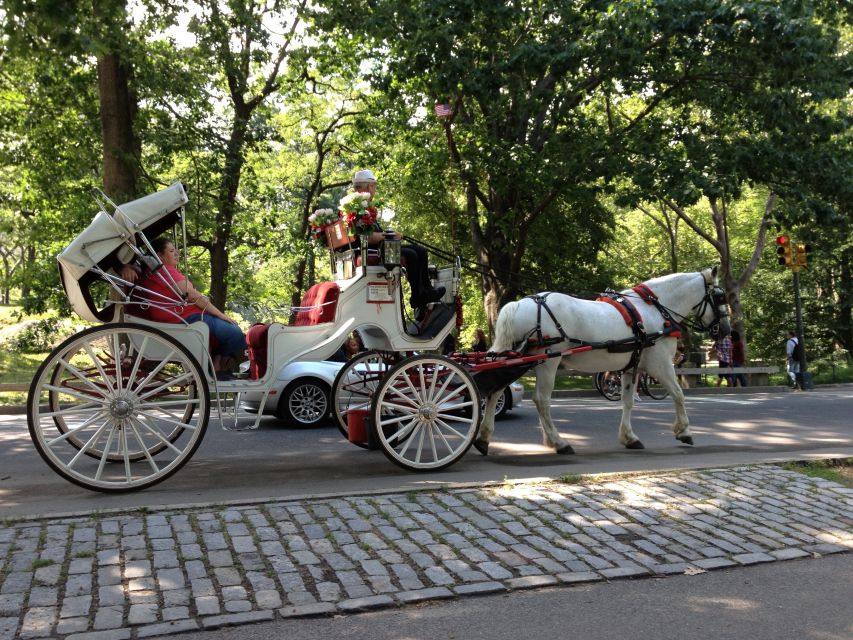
{"left": 2, "top": 388, "right": 852, "bottom": 518}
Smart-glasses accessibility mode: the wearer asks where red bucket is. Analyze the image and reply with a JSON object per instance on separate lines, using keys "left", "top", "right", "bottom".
{"left": 347, "top": 409, "right": 370, "bottom": 444}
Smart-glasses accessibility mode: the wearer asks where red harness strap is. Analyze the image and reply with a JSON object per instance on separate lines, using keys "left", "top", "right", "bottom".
{"left": 631, "top": 283, "right": 682, "bottom": 339}
{"left": 632, "top": 283, "right": 657, "bottom": 304}
{"left": 596, "top": 295, "right": 635, "bottom": 326}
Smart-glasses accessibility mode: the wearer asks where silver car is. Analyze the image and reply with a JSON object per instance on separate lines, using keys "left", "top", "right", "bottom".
{"left": 240, "top": 360, "right": 345, "bottom": 427}
{"left": 241, "top": 360, "right": 524, "bottom": 427}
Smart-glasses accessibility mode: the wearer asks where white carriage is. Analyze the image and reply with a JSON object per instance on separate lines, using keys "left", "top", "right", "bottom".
{"left": 28, "top": 183, "right": 485, "bottom": 492}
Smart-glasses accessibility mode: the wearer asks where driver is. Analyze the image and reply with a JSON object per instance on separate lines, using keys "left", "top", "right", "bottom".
{"left": 346, "top": 169, "right": 445, "bottom": 313}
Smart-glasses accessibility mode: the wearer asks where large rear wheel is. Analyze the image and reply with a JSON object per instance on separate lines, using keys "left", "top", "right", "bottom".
{"left": 28, "top": 323, "right": 209, "bottom": 493}
{"left": 371, "top": 355, "right": 479, "bottom": 471}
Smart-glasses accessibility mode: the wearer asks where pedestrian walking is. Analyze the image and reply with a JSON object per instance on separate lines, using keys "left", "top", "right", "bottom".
{"left": 730, "top": 330, "right": 748, "bottom": 387}
{"left": 786, "top": 330, "right": 801, "bottom": 389}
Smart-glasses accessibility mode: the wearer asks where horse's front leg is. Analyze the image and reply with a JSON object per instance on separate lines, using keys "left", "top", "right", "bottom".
{"left": 474, "top": 390, "right": 502, "bottom": 455}
{"left": 532, "top": 359, "right": 574, "bottom": 454}
{"left": 618, "top": 370, "right": 644, "bottom": 449}
{"left": 646, "top": 365, "right": 693, "bottom": 445}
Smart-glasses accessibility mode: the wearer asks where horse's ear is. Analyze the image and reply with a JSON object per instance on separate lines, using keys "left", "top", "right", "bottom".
{"left": 711, "top": 265, "right": 718, "bottom": 279}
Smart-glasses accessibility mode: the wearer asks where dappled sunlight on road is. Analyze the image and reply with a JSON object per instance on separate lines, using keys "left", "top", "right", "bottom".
{"left": 686, "top": 596, "right": 759, "bottom": 612}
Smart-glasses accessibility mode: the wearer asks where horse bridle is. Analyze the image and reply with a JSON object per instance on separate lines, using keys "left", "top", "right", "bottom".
{"left": 690, "top": 285, "right": 728, "bottom": 336}
{"left": 635, "top": 282, "right": 728, "bottom": 337}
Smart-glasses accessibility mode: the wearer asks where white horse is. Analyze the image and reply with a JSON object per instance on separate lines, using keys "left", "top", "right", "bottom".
{"left": 476, "top": 267, "right": 730, "bottom": 455}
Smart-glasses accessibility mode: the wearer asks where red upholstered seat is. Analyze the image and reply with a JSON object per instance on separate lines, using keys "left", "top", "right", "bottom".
{"left": 294, "top": 282, "right": 340, "bottom": 326}
{"left": 246, "top": 323, "right": 270, "bottom": 379}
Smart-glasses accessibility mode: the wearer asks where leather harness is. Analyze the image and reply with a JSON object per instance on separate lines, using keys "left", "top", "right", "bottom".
{"left": 522, "top": 287, "right": 682, "bottom": 373}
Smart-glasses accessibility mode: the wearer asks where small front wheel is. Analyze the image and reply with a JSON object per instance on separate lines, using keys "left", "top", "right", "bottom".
{"left": 331, "top": 350, "right": 397, "bottom": 446}
{"left": 371, "top": 355, "right": 479, "bottom": 471}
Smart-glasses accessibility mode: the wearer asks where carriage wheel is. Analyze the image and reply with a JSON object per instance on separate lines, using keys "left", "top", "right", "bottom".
{"left": 48, "top": 352, "right": 196, "bottom": 461}
{"left": 370, "top": 355, "right": 480, "bottom": 471}
{"left": 28, "top": 323, "right": 209, "bottom": 493}
{"left": 331, "top": 350, "right": 397, "bottom": 447}
{"left": 642, "top": 373, "right": 669, "bottom": 400}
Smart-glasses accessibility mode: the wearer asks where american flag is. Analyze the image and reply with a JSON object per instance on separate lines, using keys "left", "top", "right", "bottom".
{"left": 434, "top": 103, "right": 453, "bottom": 118}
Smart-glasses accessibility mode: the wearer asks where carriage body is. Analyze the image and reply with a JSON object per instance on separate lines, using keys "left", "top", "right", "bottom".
{"left": 30, "top": 184, "right": 472, "bottom": 492}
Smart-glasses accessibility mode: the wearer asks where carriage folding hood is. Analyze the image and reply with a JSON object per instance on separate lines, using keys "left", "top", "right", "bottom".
{"left": 57, "top": 183, "right": 189, "bottom": 323}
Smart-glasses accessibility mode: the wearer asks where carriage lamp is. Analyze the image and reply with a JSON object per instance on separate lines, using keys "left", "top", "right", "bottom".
{"left": 383, "top": 230, "right": 401, "bottom": 271}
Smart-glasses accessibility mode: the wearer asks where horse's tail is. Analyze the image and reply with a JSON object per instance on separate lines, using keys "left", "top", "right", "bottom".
{"left": 492, "top": 300, "right": 521, "bottom": 352}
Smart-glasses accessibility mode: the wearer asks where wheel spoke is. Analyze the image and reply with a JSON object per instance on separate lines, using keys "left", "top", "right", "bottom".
{"left": 397, "top": 421, "right": 422, "bottom": 458}
{"left": 40, "top": 402, "right": 101, "bottom": 419}
{"left": 136, "top": 372, "right": 193, "bottom": 402}
{"left": 136, "top": 398, "right": 199, "bottom": 409}
{"left": 130, "top": 350, "right": 176, "bottom": 395}
{"left": 46, "top": 410, "right": 107, "bottom": 447}
{"left": 82, "top": 342, "right": 116, "bottom": 395}
{"left": 128, "top": 419, "right": 161, "bottom": 474}
{"left": 431, "top": 368, "right": 456, "bottom": 404}
{"left": 121, "top": 426, "right": 132, "bottom": 482}
{"left": 136, "top": 409, "right": 196, "bottom": 433}
{"left": 427, "top": 424, "right": 438, "bottom": 461}
{"left": 384, "top": 416, "right": 419, "bottom": 445}
{"left": 132, "top": 415, "right": 186, "bottom": 455}
{"left": 125, "top": 336, "right": 149, "bottom": 390}
{"left": 44, "top": 384, "right": 109, "bottom": 405}
{"left": 413, "top": 423, "right": 426, "bottom": 463}
{"left": 94, "top": 424, "right": 118, "bottom": 481}
{"left": 55, "top": 358, "right": 110, "bottom": 398}
{"left": 111, "top": 333, "right": 124, "bottom": 393}
{"left": 433, "top": 417, "right": 468, "bottom": 440}
{"left": 66, "top": 419, "right": 113, "bottom": 469}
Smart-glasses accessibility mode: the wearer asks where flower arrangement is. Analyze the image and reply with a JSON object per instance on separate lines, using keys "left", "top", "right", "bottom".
{"left": 308, "top": 208, "right": 340, "bottom": 242}
{"left": 339, "top": 191, "right": 383, "bottom": 236}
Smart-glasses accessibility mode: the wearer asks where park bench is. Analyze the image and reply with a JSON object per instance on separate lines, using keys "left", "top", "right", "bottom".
{"left": 676, "top": 365, "right": 779, "bottom": 386}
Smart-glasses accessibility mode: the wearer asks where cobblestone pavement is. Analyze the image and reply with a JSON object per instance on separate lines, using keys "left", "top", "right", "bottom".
{"left": 1, "top": 465, "right": 851, "bottom": 640}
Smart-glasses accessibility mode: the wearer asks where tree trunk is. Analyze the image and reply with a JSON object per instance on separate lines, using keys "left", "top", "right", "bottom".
{"left": 97, "top": 51, "right": 138, "bottom": 201}
{"left": 838, "top": 247, "right": 853, "bottom": 354}
{"left": 209, "top": 121, "right": 247, "bottom": 310}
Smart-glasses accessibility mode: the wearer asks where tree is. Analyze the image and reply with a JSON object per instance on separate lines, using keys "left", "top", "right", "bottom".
{"left": 178, "top": 0, "right": 308, "bottom": 310}
{"left": 322, "top": 0, "right": 853, "bottom": 329}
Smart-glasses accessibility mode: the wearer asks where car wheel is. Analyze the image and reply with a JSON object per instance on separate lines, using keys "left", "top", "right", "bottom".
{"left": 480, "top": 387, "right": 509, "bottom": 418}
{"left": 276, "top": 378, "right": 331, "bottom": 427}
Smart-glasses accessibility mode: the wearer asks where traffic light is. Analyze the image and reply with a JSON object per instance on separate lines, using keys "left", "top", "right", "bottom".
{"left": 796, "top": 243, "right": 811, "bottom": 267}
{"left": 776, "top": 235, "right": 793, "bottom": 268}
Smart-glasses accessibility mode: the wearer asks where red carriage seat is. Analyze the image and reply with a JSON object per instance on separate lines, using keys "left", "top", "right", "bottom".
{"left": 294, "top": 282, "right": 340, "bottom": 326}
{"left": 246, "top": 323, "right": 270, "bottom": 379}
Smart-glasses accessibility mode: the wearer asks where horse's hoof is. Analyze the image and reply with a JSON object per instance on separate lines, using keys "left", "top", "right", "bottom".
{"left": 556, "top": 444, "right": 575, "bottom": 455}
{"left": 473, "top": 439, "right": 489, "bottom": 456}
{"left": 677, "top": 435, "right": 694, "bottom": 446}
{"left": 625, "top": 440, "right": 645, "bottom": 450}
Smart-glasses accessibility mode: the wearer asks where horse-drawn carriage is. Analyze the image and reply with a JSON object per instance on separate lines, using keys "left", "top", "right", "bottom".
{"left": 28, "top": 184, "right": 730, "bottom": 493}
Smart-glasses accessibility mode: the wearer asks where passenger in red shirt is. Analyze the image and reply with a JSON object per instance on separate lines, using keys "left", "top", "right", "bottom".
{"left": 138, "top": 238, "right": 245, "bottom": 380}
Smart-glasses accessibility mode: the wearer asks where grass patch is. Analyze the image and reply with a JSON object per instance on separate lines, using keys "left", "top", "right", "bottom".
{"left": 0, "top": 351, "right": 46, "bottom": 384}
{"left": 74, "top": 550, "right": 95, "bottom": 558}
{"left": 558, "top": 474, "right": 584, "bottom": 484}
{"left": 781, "top": 459, "right": 853, "bottom": 487}
{"left": 28, "top": 559, "right": 54, "bottom": 571}
{"left": 519, "top": 372, "right": 594, "bottom": 391}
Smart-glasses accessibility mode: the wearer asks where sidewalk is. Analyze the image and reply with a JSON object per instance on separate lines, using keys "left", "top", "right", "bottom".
{"left": 1, "top": 465, "right": 851, "bottom": 640}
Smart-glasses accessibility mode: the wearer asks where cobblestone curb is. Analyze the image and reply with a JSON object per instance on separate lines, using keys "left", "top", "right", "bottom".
{"left": 1, "top": 465, "right": 851, "bottom": 640}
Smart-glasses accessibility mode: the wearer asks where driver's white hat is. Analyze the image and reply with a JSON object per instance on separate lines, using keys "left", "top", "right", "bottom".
{"left": 353, "top": 169, "right": 376, "bottom": 184}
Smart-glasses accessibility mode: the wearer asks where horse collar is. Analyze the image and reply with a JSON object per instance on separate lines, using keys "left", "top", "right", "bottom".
{"left": 632, "top": 283, "right": 657, "bottom": 304}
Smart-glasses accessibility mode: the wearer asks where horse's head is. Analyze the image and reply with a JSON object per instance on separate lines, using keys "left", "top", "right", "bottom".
{"left": 694, "top": 266, "right": 731, "bottom": 338}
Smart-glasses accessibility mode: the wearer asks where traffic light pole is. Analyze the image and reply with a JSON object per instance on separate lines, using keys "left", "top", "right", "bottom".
{"left": 792, "top": 270, "right": 810, "bottom": 390}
